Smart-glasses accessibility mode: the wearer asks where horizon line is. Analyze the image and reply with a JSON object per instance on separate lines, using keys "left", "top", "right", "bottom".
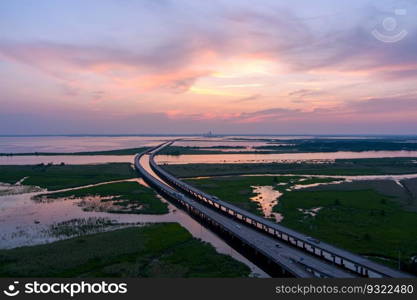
{"left": 1, "top": 134, "right": 417, "bottom": 137}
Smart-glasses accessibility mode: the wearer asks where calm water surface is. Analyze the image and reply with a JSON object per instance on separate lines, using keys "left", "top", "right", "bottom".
{"left": 2, "top": 135, "right": 417, "bottom": 277}
{"left": 0, "top": 136, "right": 180, "bottom": 153}
{"left": 2, "top": 151, "right": 417, "bottom": 165}
{"left": 0, "top": 160, "right": 268, "bottom": 277}
{"left": 0, "top": 155, "right": 134, "bottom": 165}
{"left": 155, "top": 151, "right": 417, "bottom": 164}
{"left": 0, "top": 135, "right": 395, "bottom": 154}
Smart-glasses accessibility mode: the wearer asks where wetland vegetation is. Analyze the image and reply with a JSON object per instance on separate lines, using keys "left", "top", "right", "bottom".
{"left": 43, "top": 217, "right": 119, "bottom": 238}
{"left": 2, "top": 137, "right": 417, "bottom": 277}
{"left": 35, "top": 181, "right": 169, "bottom": 214}
{"left": 0, "top": 147, "right": 149, "bottom": 156}
{"left": 184, "top": 175, "right": 342, "bottom": 217}
{"left": 254, "top": 139, "right": 417, "bottom": 152}
{"left": 183, "top": 174, "right": 417, "bottom": 275}
{"left": 163, "top": 157, "right": 417, "bottom": 178}
{"left": 0, "top": 163, "right": 136, "bottom": 190}
{"left": 0, "top": 223, "right": 250, "bottom": 277}
{"left": 274, "top": 188, "right": 417, "bottom": 274}
{"left": 158, "top": 139, "right": 417, "bottom": 155}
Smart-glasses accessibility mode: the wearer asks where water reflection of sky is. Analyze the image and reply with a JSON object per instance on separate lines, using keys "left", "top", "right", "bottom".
{"left": 156, "top": 151, "right": 417, "bottom": 164}
{"left": 0, "top": 136, "right": 177, "bottom": 153}
{"left": 0, "top": 176, "right": 268, "bottom": 277}
{"left": 0, "top": 135, "right": 393, "bottom": 154}
{"left": 2, "top": 150, "right": 417, "bottom": 165}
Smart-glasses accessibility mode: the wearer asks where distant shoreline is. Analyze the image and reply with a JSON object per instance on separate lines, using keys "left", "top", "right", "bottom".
{"left": 1, "top": 134, "right": 417, "bottom": 137}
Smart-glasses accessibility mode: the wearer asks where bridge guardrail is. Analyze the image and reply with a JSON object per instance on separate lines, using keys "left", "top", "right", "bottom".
{"left": 148, "top": 142, "right": 414, "bottom": 279}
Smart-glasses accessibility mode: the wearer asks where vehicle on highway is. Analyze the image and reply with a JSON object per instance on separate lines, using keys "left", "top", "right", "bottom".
{"left": 307, "top": 237, "right": 321, "bottom": 244}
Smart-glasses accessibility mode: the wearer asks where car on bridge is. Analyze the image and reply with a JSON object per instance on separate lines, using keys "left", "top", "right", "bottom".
{"left": 307, "top": 237, "right": 321, "bottom": 244}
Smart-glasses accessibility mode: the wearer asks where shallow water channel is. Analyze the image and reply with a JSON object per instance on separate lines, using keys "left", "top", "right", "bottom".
{"left": 0, "top": 167, "right": 268, "bottom": 277}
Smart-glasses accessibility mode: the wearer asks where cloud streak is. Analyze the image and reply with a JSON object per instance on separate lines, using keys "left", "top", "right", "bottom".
{"left": 0, "top": 0, "right": 417, "bottom": 134}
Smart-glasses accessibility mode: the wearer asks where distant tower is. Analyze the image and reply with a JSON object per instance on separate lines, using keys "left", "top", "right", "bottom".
{"left": 204, "top": 130, "right": 214, "bottom": 137}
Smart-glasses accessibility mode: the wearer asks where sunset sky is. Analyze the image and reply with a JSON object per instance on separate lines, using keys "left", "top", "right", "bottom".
{"left": 1, "top": 0, "right": 417, "bottom": 135}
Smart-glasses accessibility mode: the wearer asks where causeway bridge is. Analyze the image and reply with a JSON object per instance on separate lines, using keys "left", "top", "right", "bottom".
{"left": 135, "top": 141, "right": 412, "bottom": 278}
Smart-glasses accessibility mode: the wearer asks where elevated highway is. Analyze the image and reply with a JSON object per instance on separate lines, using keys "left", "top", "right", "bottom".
{"left": 135, "top": 142, "right": 412, "bottom": 278}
